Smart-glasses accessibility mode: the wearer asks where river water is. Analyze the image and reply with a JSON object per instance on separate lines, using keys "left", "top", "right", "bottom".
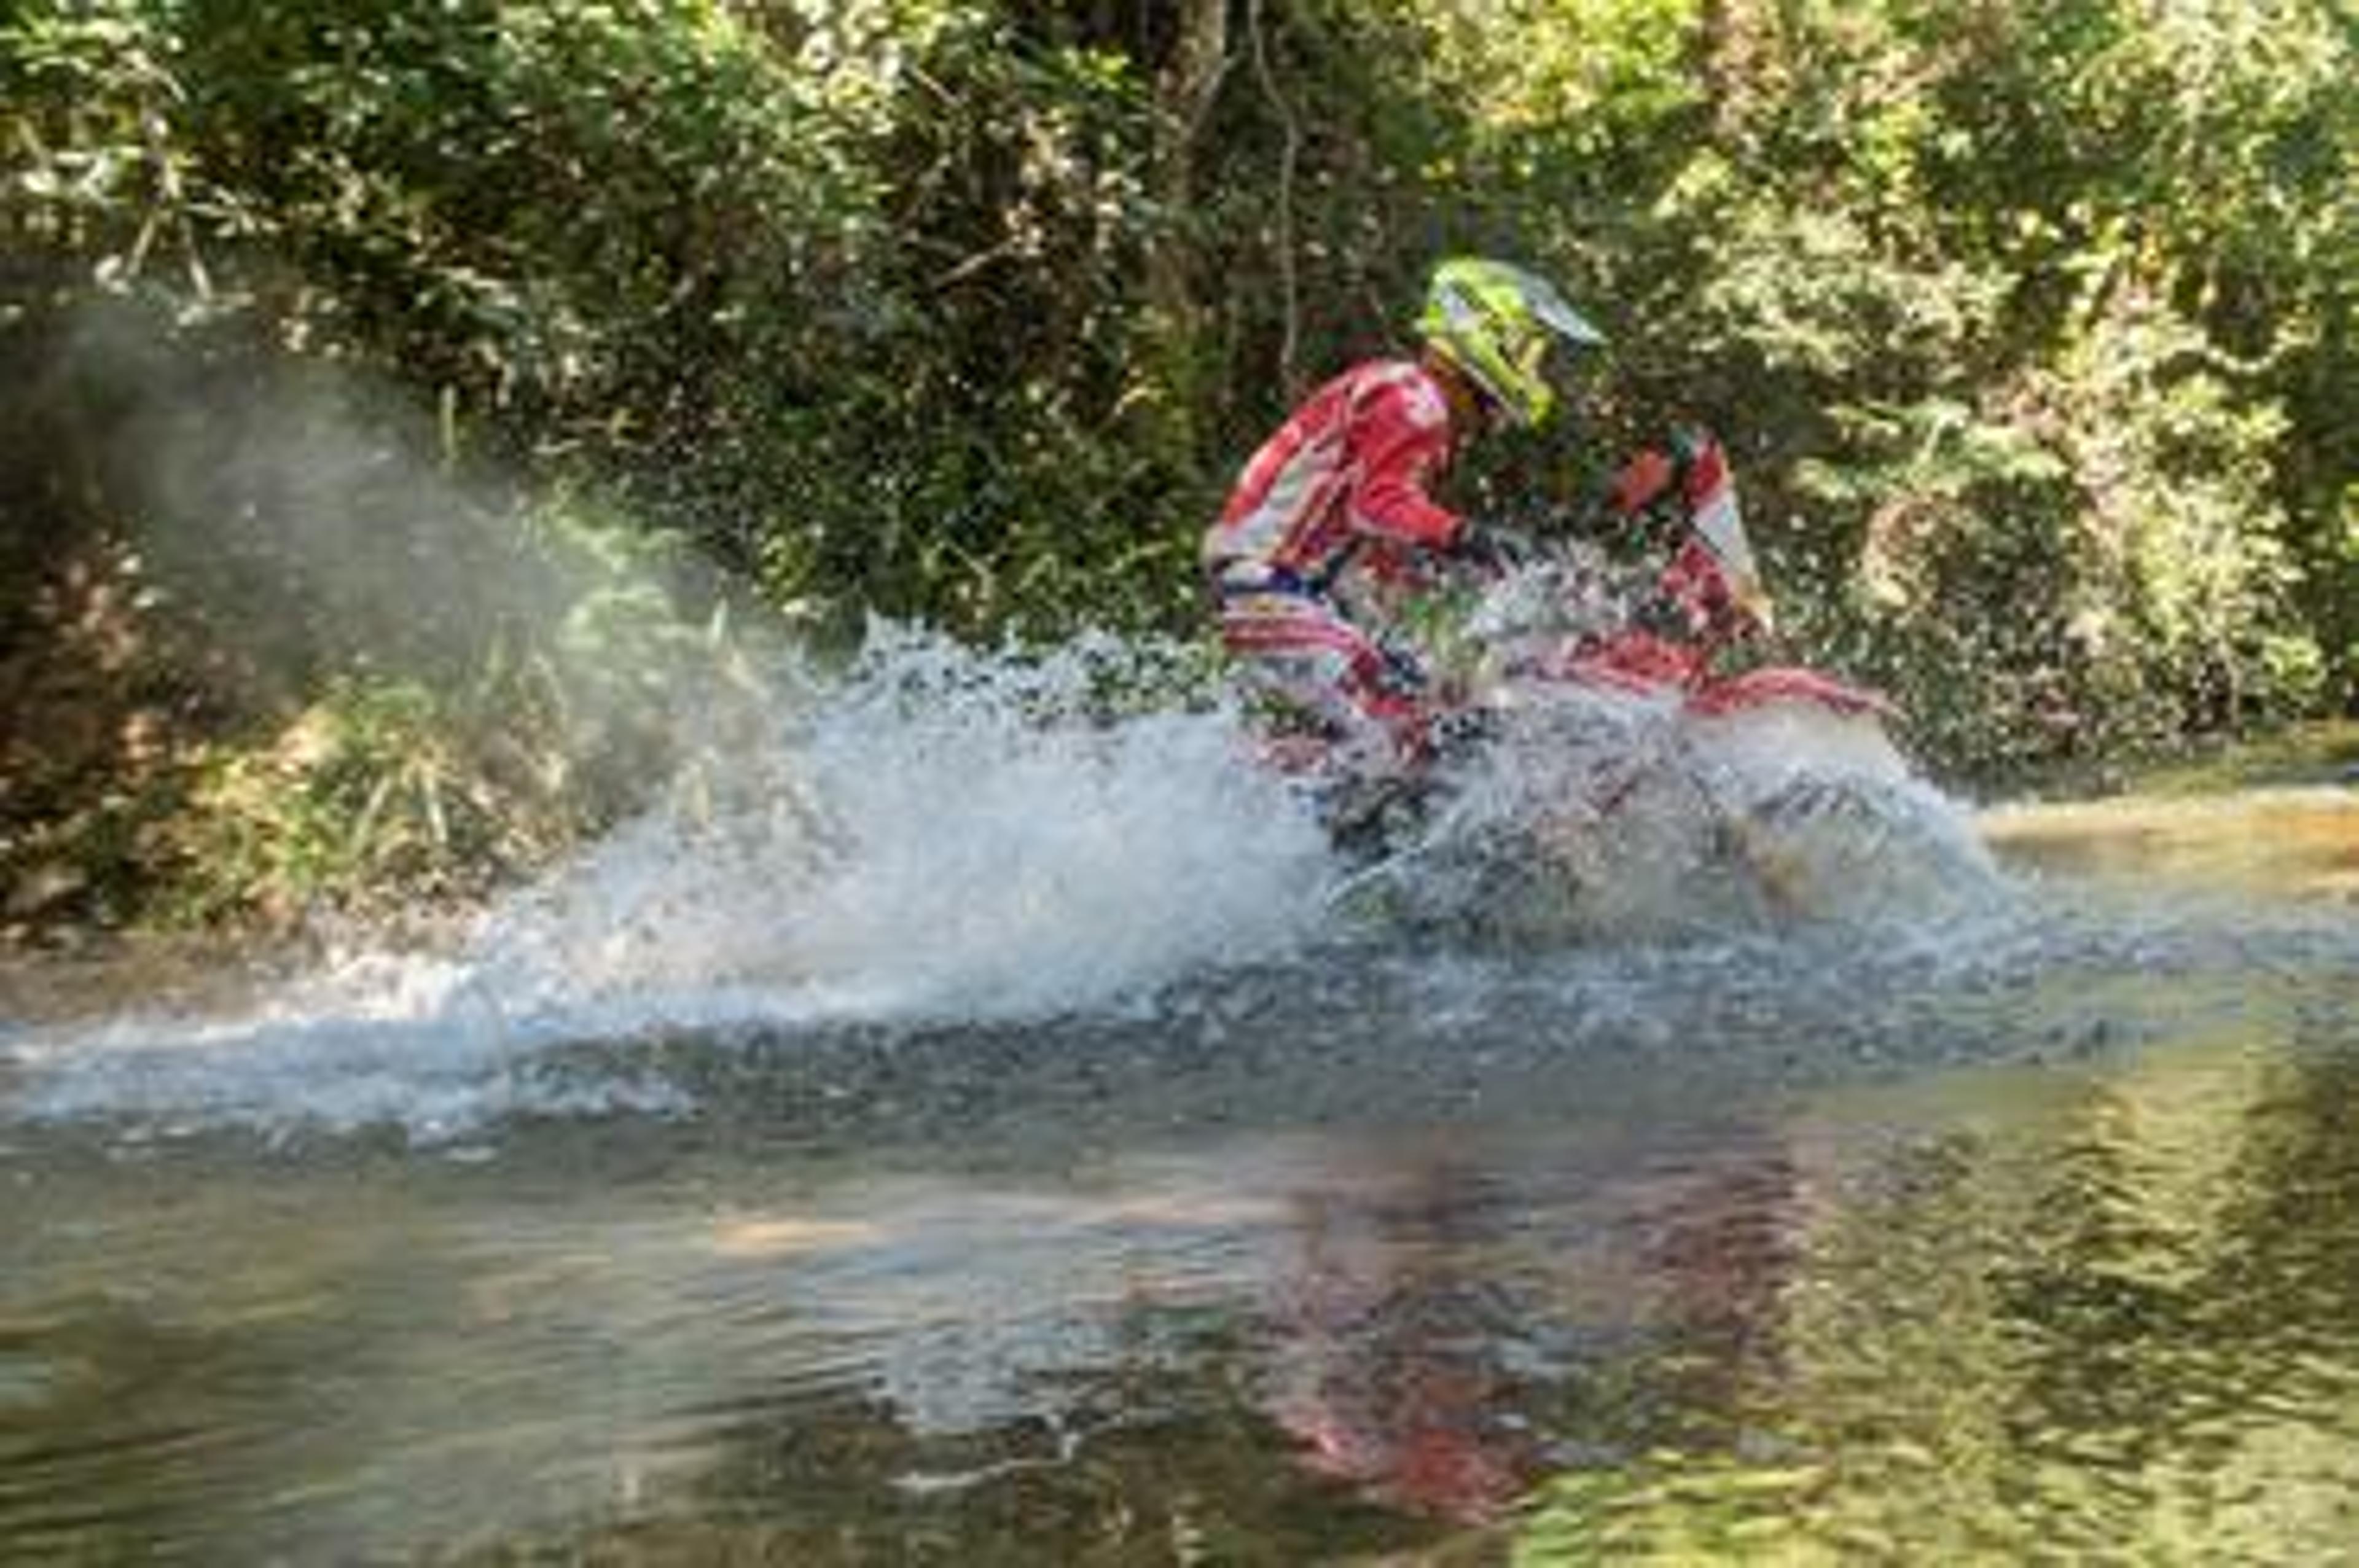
{"left": 4, "top": 641, "right": 2357, "bottom": 1564}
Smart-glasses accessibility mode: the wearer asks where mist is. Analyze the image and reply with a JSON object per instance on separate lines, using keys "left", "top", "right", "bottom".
{"left": 61, "top": 307, "right": 594, "bottom": 691}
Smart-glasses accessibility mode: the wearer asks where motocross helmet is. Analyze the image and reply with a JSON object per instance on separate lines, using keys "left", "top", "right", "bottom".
{"left": 1417, "top": 257, "right": 1605, "bottom": 428}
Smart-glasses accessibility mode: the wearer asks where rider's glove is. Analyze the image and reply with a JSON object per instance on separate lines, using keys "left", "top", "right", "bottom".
{"left": 1607, "top": 448, "right": 1676, "bottom": 518}
{"left": 1610, "top": 428, "right": 1715, "bottom": 519}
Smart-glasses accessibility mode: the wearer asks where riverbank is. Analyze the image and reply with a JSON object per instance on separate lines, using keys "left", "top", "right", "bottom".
{"left": 1979, "top": 719, "right": 2359, "bottom": 805}
{"left": 0, "top": 930, "right": 331, "bottom": 1032}
{"left": 1981, "top": 784, "right": 2359, "bottom": 907}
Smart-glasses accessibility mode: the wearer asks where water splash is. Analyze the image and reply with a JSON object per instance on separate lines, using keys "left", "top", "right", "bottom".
{"left": 0, "top": 630, "right": 1332, "bottom": 1137}
{"left": 0, "top": 628, "right": 2006, "bottom": 1142}
{"left": 1348, "top": 681, "right": 2003, "bottom": 942}
{"left": 460, "top": 625, "right": 1334, "bottom": 1022}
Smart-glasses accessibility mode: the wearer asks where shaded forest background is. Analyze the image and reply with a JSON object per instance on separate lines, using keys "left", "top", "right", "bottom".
{"left": 2, "top": 0, "right": 2352, "bottom": 935}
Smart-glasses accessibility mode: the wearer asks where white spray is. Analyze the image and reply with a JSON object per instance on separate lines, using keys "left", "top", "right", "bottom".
{"left": 2, "top": 629, "right": 1336, "bottom": 1138}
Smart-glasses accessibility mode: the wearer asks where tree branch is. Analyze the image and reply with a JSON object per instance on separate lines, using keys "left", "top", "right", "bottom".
{"left": 1248, "top": 0, "right": 1303, "bottom": 402}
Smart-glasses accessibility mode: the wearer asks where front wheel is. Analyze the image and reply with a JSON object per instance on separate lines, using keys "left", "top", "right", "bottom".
{"left": 1726, "top": 772, "right": 2001, "bottom": 922}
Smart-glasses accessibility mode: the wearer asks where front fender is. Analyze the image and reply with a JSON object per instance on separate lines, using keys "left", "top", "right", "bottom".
{"left": 1685, "top": 666, "right": 1896, "bottom": 720}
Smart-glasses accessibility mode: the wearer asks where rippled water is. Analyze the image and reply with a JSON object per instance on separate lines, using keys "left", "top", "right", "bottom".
{"left": 4, "top": 644, "right": 2356, "bottom": 1564}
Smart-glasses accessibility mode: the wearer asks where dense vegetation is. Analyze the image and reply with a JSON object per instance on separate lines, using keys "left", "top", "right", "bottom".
{"left": 2, "top": 0, "right": 2352, "bottom": 935}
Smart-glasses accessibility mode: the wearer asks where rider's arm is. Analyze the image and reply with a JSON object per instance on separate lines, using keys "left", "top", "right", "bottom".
{"left": 1344, "top": 372, "right": 1467, "bottom": 552}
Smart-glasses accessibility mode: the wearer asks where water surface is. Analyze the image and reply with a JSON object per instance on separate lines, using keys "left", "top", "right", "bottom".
{"left": 5, "top": 676, "right": 2357, "bottom": 1562}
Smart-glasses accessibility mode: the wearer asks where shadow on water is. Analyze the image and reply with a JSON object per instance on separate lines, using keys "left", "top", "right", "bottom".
{"left": 2, "top": 781, "right": 2357, "bottom": 1562}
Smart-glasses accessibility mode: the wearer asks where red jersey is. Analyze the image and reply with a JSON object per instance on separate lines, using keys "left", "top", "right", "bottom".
{"left": 1202, "top": 359, "right": 1467, "bottom": 591}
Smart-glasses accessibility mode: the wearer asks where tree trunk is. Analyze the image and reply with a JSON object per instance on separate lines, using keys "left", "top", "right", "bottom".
{"left": 1141, "top": 0, "right": 1230, "bottom": 468}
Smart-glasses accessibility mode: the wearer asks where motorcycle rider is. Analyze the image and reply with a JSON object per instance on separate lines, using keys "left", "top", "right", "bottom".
{"left": 1202, "top": 256, "right": 1607, "bottom": 781}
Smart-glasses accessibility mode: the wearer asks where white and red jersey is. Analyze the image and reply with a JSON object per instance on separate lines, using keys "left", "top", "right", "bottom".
{"left": 1202, "top": 359, "right": 1468, "bottom": 594}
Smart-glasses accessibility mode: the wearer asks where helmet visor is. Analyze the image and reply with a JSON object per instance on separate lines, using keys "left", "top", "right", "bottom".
{"left": 1497, "top": 263, "right": 1606, "bottom": 353}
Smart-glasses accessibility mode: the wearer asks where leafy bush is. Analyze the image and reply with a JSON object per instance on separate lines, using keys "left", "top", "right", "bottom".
{"left": 2, "top": 0, "right": 2352, "bottom": 930}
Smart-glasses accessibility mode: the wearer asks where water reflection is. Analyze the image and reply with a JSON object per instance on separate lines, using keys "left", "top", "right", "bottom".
{"left": 4, "top": 1026, "right": 2359, "bottom": 1562}
{"left": 2, "top": 792, "right": 2358, "bottom": 1562}
{"left": 1519, "top": 1040, "right": 2359, "bottom": 1562}
{"left": 1264, "top": 1155, "right": 1549, "bottom": 1521}
{"left": 0, "top": 1114, "right": 1820, "bottom": 1560}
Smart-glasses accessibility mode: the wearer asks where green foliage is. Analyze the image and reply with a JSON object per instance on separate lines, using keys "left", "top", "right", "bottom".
{"left": 1610, "top": 0, "right": 2355, "bottom": 771}
{"left": 141, "top": 485, "right": 764, "bottom": 930}
{"left": 2, "top": 0, "right": 2354, "bottom": 929}
{"left": 165, "top": 679, "right": 508, "bottom": 924}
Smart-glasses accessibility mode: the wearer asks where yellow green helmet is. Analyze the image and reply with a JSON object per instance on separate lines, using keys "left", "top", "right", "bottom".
{"left": 1417, "top": 257, "right": 1605, "bottom": 427}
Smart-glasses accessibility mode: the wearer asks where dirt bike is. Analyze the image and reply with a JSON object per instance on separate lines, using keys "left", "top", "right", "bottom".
{"left": 1302, "top": 433, "right": 1998, "bottom": 937}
